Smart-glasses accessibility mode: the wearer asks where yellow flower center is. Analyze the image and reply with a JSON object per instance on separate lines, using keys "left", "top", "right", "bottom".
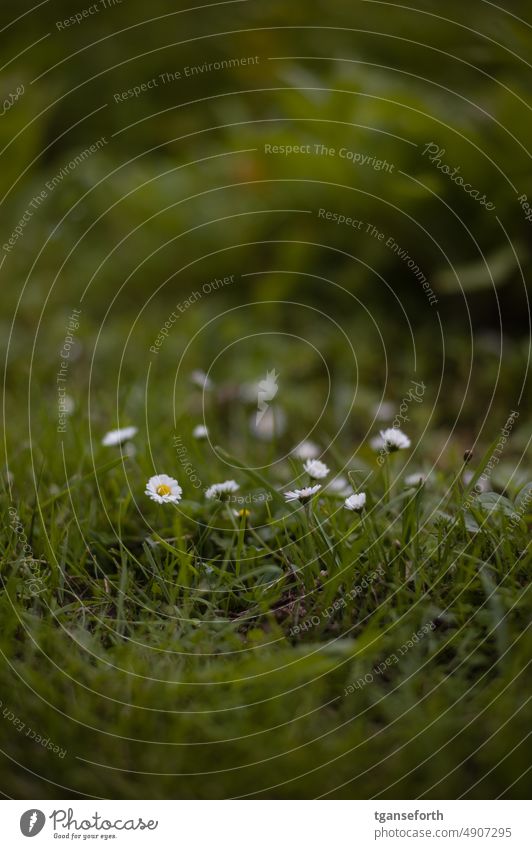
{"left": 156, "top": 484, "right": 172, "bottom": 496}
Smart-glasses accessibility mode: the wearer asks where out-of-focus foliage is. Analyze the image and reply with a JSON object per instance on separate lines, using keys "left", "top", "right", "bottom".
{"left": 1, "top": 0, "right": 531, "bottom": 324}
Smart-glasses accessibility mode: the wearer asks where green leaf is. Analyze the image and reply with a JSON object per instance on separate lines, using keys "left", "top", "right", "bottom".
{"left": 515, "top": 482, "right": 532, "bottom": 515}
{"left": 463, "top": 513, "right": 480, "bottom": 533}
{"left": 473, "top": 492, "right": 516, "bottom": 517}
{"left": 435, "top": 242, "right": 525, "bottom": 293}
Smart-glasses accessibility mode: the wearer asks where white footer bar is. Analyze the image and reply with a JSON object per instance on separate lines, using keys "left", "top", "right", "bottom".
{"left": 2, "top": 800, "right": 529, "bottom": 848}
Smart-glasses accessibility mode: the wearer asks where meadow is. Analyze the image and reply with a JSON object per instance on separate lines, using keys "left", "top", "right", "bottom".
{"left": 1, "top": 0, "right": 531, "bottom": 799}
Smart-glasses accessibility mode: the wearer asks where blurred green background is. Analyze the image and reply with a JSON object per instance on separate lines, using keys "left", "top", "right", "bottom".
{"left": 1, "top": 0, "right": 530, "bottom": 438}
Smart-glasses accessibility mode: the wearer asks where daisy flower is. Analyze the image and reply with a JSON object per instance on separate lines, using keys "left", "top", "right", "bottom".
{"left": 284, "top": 484, "right": 321, "bottom": 503}
{"left": 379, "top": 428, "right": 411, "bottom": 452}
{"left": 292, "top": 440, "right": 320, "bottom": 460}
{"left": 249, "top": 406, "right": 286, "bottom": 440}
{"left": 60, "top": 395, "right": 75, "bottom": 415}
{"left": 205, "top": 480, "right": 240, "bottom": 500}
{"left": 190, "top": 369, "right": 212, "bottom": 390}
{"left": 405, "top": 472, "right": 426, "bottom": 486}
{"left": 239, "top": 381, "right": 258, "bottom": 403}
{"left": 344, "top": 492, "right": 366, "bottom": 512}
{"left": 102, "top": 426, "right": 138, "bottom": 447}
{"left": 145, "top": 474, "right": 182, "bottom": 504}
{"left": 303, "top": 458, "right": 330, "bottom": 479}
{"left": 463, "top": 470, "right": 489, "bottom": 493}
{"left": 326, "top": 475, "right": 352, "bottom": 497}
{"left": 370, "top": 434, "right": 385, "bottom": 451}
{"left": 373, "top": 400, "right": 395, "bottom": 421}
{"left": 193, "top": 424, "right": 209, "bottom": 439}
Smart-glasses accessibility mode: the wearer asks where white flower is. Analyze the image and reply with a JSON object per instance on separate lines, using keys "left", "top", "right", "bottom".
{"left": 205, "top": 480, "right": 240, "bottom": 500}
{"left": 193, "top": 424, "right": 209, "bottom": 439}
{"left": 102, "top": 426, "right": 138, "bottom": 447}
{"left": 379, "top": 428, "right": 411, "bottom": 452}
{"left": 292, "top": 440, "right": 320, "bottom": 460}
{"left": 284, "top": 484, "right": 321, "bottom": 503}
{"left": 190, "top": 369, "right": 212, "bottom": 390}
{"left": 405, "top": 472, "right": 426, "bottom": 486}
{"left": 344, "top": 492, "right": 366, "bottom": 512}
{"left": 239, "top": 381, "right": 259, "bottom": 403}
{"left": 249, "top": 406, "right": 286, "bottom": 440}
{"left": 303, "top": 458, "right": 330, "bottom": 479}
{"left": 326, "top": 475, "right": 352, "bottom": 496}
{"left": 463, "top": 470, "right": 489, "bottom": 493}
{"left": 233, "top": 508, "right": 251, "bottom": 519}
{"left": 370, "top": 434, "right": 385, "bottom": 451}
{"left": 373, "top": 400, "right": 395, "bottom": 421}
{"left": 145, "top": 474, "right": 182, "bottom": 504}
{"left": 60, "top": 395, "right": 75, "bottom": 415}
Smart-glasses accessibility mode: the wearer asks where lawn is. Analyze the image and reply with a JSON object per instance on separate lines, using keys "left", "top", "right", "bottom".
{"left": 1, "top": 322, "right": 531, "bottom": 797}
{"left": 1, "top": 0, "right": 531, "bottom": 800}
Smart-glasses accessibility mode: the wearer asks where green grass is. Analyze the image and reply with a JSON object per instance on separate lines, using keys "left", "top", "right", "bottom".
{"left": 1, "top": 392, "right": 530, "bottom": 799}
